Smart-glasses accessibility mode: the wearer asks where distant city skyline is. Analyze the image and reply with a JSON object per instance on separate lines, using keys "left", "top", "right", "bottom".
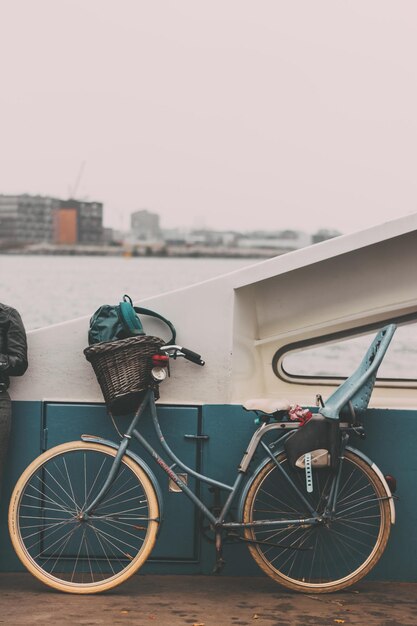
{"left": 1, "top": 2, "right": 417, "bottom": 236}
{"left": 1, "top": 194, "right": 339, "bottom": 252}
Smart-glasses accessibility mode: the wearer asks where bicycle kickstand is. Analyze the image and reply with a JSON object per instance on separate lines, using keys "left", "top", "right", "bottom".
{"left": 213, "top": 530, "right": 226, "bottom": 574}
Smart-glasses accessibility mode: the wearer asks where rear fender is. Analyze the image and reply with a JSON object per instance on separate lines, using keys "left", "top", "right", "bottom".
{"left": 81, "top": 434, "right": 164, "bottom": 531}
{"left": 237, "top": 444, "right": 395, "bottom": 525}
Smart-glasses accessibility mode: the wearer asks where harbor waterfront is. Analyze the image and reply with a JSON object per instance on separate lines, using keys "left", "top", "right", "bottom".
{"left": 0, "top": 242, "right": 294, "bottom": 259}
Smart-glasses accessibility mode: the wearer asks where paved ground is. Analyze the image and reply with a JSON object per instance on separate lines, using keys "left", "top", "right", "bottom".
{"left": 0, "top": 574, "right": 415, "bottom": 626}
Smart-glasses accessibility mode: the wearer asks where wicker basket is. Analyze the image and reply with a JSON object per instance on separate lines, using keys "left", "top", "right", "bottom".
{"left": 84, "top": 335, "right": 165, "bottom": 415}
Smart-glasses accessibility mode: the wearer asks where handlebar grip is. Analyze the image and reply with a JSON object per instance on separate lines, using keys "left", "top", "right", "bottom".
{"left": 181, "top": 347, "right": 205, "bottom": 366}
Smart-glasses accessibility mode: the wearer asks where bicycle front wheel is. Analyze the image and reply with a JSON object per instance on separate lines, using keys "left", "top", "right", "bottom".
{"left": 9, "top": 441, "right": 159, "bottom": 594}
{"left": 243, "top": 450, "right": 391, "bottom": 593}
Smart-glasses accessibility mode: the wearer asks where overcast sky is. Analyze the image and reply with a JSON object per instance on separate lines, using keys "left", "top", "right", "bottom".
{"left": 1, "top": 1, "right": 416, "bottom": 234}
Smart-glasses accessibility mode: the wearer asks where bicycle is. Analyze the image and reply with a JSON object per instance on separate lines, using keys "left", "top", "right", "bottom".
{"left": 8, "top": 324, "right": 397, "bottom": 594}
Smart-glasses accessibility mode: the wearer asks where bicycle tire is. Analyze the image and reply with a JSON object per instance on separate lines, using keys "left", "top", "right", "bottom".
{"left": 243, "top": 449, "right": 391, "bottom": 593}
{"left": 9, "top": 441, "right": 159, "bottom": 594}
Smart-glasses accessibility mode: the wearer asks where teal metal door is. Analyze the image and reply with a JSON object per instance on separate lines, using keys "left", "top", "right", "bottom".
{"left": 44, "top": 403, "right": 200, "bottom": 562}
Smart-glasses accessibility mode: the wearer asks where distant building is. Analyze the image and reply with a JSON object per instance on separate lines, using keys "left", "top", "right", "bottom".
{"left": 184, "top": 229, "right": 239, "bottom": 247}
{"left": 131, "top": 209, "right": 162, "bottom": 242}
{"left": 54, "top": 204, "right": 77, "bottom": 244}
{"left": 187, "top": 229, "right": 223, "bottom": 246}
{"left": 0, "top": 194, "right": 58, "bottom": 244}
{"left": 160, "top": 228, "right": 239, "bottom": 247}
{"left": 237, "top": 230, "right": 311, "bottom": 251}
{"left": 0, "top": 195, "right": 20, "bottom": 242}
{"left": 0, "top": 194, "right": 103, "bottom": 245}
{"left": 161, "top": 227, "right": 188, "bottom": 245}
{"left": 109, "top": 229, "right": 129, "bottom": 245}
{"left": 102, "top": 227, "right": 116, "bottom": 244}
{"left": 55, "top": 199, "right": 103, "bottom": 244}
{"left": 312, "top": 229, "right": 342, "bottom": 244}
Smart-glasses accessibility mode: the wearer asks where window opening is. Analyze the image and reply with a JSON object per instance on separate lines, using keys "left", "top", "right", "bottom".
{"left": 275, "top": 321, "right": 417, "bottom": 383}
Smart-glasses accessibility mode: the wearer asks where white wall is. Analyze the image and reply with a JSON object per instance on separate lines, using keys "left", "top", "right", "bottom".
{"left": 11, "top": 214, "right": 417, "bottom": 411}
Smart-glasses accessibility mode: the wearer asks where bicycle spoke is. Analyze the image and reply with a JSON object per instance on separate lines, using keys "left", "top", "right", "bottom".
{"left": 81, "top": 456, "right": 107, "bottom": 511}
{"left": 13, "top": 445, "right": 158, "bottom": 590}
{"left": 29, "top": 475, "right": 78, "bottom": 515}
{"left": 244, "top": 451, "right": 390, "bottom": 590}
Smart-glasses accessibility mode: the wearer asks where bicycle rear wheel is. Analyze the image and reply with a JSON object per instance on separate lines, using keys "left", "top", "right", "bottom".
{"left": 9, "top": 441, "right": 159, "bottom": 594}
{"left": 243, "top": 450, "right": 391, "bottom": 593}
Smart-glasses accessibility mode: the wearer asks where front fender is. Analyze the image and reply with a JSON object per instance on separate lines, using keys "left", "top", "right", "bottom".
{"left": 81, "top": 434, "right": 164, "bottom": 531}
{"left": 237, "top": 444, "right": 395, "bottom": 525}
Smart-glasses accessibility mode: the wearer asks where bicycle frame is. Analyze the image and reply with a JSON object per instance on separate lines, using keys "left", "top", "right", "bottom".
{"left": 83, "top": 389, "right": 343, "bottom": 532}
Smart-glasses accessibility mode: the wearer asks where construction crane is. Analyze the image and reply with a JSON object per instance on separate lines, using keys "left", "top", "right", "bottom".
{"left": 68, "top": 161, "right": 86, "bottom": 199}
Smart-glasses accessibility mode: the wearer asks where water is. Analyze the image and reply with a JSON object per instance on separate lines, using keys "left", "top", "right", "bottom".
{"left": 0, "top": 255, "right": 252, "bottom": 330}
{"left": 1, "top": 254, "right": 415, "bottom": 380}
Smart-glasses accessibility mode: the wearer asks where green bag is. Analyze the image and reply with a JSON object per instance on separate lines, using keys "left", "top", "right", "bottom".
{"left": 88, "top": 294, "right": 176, "bottom": 345}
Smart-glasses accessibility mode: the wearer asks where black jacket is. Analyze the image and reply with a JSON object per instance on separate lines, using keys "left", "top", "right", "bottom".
{"left": 0, "top": 303, "right": 28, "bottom": 390}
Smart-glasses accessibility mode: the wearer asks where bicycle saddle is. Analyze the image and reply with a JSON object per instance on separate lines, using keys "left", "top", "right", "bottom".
{"left": 243, "top": 398, "right": 291, "bottom": 415}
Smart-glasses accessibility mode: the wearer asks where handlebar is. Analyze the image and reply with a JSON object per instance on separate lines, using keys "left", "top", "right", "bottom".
{"left": 160, "top": 345, "right": 205, "bottom": 366}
